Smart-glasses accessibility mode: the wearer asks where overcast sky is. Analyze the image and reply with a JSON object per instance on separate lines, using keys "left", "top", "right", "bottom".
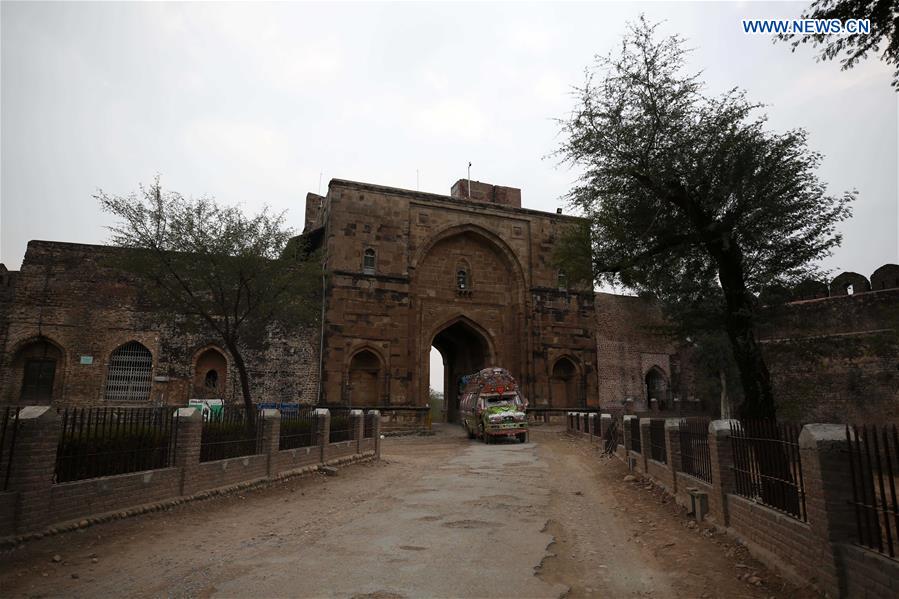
{"left": 1, "top": 2, "right": 896, "bottom": 390}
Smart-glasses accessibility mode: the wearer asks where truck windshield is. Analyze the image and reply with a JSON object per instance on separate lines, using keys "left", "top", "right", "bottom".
{"left": 483, "top": 394, "right": 520, "bottom": 407}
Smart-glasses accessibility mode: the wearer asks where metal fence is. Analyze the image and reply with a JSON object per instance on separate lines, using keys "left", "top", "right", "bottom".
{"left": 629, "top": 417, "right": 641, "bottom": 453}
{"left": 279, "top": 406, "right": 316, "bottom": 450}
{"left": 55, "top": 407, "right": 178, "bottom": 483}
{"left": 730, "top": 420, "right": 806, "bottom": 521}
{"left": 363, "top": 412, "right": 375, "bottom": 439}
{"left": 1, "top": 406, "right": 21, "bottom": 490}
{"left": 678, "top": 418, "right": 712, "bottom": 484}
{"left": 200, "top": 407, "right": 262, "bottom": 463}
{"left": 847, "top": 424, "right": 899, "bottom": 560}
{"left": 328, "top": 408, "right": 354, "bottom": 443}
{"left": 649, "top": 419, "right": 667, "bottom": 464}
{"left": 602, "top": 414, "right": 620, "bottom": 455}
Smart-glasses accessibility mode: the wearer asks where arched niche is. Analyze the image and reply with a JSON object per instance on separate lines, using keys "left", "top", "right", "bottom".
{"left": 550, "top": 356, "right": 582, "bottom": 409}
{"left": 193, "top": 347, "right": 228, "bottom": 399}
{"left": 347, "top": 348, "right": 385, "bottom": 406}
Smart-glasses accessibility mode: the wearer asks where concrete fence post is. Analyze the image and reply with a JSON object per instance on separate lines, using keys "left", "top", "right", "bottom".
{"left": 8, "top": 406, "right": 60, "bottom": 534}
{"left": 708, "top": 419, "right": 738, "bottom": 525}
{"left": 639, "top": 418, "right": 651, "bottom": 471}
{"left": 799, "top": 424, "right": 856, "bottom": 598}
{"left": 369, "top": 410, "right": 382, "bottom": 459}
{"left": 260, "top": 409, "right": 280, "bottom": 477}
{"left": 664, "top": 418, "right": 681, "bottom": 494}
{"left": 173, "top": 407, "right": 203, "bottom": 496}
{"left": 350, "top": 409, "right": 364, "bottom": 454}
{"left": 566, "top": 412, "right": 572, "bottom": 432}
{"left": 314, "top": 408, "right": 330, "bottom": 464}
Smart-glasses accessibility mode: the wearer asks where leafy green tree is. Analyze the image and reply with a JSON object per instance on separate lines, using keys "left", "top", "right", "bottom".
{"left": 778, "top": 0, "right": 899, "bottom": 89}
{"left": 97, "top": 177, "right": 321, "bottom": 419}
{"left": 555, "top": 17, "right": 854, "bottom": 419}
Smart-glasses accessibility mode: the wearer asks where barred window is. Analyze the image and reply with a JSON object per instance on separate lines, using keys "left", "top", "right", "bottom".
{"left": 104, "top": 341, "right": 153, "bottom": 402}
{"left": 363, "top": 248, "right": 376, "bottom": 275}
{"left": 457, "top": 268, "right": 468, "bottom": 290}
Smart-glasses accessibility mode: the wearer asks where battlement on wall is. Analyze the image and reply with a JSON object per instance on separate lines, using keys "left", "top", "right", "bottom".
{"left": 759, "top": 263, "right": 899, "bottom": 305}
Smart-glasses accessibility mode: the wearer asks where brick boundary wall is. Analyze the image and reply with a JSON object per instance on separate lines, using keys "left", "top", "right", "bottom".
{"left": 569, "top": 413, "right": 899, "bottom": 598}
{"left": 0, "top": 407, "right": 381, "bottom": 544}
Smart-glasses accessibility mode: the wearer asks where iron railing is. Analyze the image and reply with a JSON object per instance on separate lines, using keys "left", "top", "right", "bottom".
{"left": 730, "top": 420, "right": 806, "bottom": 521}
{"left": 847, "top": 424, "right": 899, "bottom": 560}
{"left": 601, "top": 414, "right": 620, "bottom": 455}
{"left": 629, "top": 417, "right": 641, "bottom": 453}
{"left": 678, "top": 418, "right": 712, "bottom": 484}
{"left": 1, "top": 406, "right": 21, "bottom": 490}
{"left": 279, "top": 406, "right": 316, "bottom": 450}
{"left": 200, "top": 407, "right": 262, "bottom": 463}
{"left": 55, "top": 407, "right": 178, "bottom": 483}
{"left": 329, "top": 408, "right": 354, "bottom": 443}
{"left": 363, "top": 412, "right": 375, "bottom": 439}
{"left": 649, "top": 419, "right": 667, "bottom": 464}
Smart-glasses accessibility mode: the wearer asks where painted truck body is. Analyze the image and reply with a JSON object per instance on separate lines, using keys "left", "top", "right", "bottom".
{"left": 459, "top": 368, "right": 528, "bottom": 443}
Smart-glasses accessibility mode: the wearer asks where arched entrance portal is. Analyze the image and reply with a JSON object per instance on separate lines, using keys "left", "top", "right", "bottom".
{"left": 431, "top": 319, "right": 491, "bottom": 423}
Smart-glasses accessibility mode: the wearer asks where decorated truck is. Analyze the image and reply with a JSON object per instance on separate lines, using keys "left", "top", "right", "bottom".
{"left": 459, "top": 368, "right": 528, "bottom": 443}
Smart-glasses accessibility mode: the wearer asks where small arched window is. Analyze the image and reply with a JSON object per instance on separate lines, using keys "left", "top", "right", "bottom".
{"left": 363, "top": 248, "right": 376, "bottom": 274}
{"left": 204, "top": 369, "right": 219, "bottom": 389}
{"left": 457, "top": 268, "right": 468, "bottom": 290}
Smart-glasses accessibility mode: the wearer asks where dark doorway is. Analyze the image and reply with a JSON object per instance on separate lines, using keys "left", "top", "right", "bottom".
{"left": 431, "top": 320, "right": 490, "bottom": 423}
{"left": 14, "top": 338, "right": 63, "bottom": 404}
{"left": 22, "top": 359, "right": 56, "bottom": 403}
{"left": 645, "top": 367, "right": 669, "bottom": 410}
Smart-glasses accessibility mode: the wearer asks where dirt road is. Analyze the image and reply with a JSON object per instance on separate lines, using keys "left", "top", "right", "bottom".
{"left": 0, "top": 426, "right": 817, "bottom": 598}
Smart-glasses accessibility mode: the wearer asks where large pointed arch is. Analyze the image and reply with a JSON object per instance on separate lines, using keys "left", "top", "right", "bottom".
{"left": 428, "top": 315, "right": 495, "bottom": 423}
{"left": 410, "top": 223, "right": 528, "bottom": 291}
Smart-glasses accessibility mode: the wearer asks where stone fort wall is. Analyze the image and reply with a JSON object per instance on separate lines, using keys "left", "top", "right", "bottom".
{"left": 757, "top": 265, "right": 899, "bottom": 424}
{"left": 0, "top": 240, "right": 319, "bottom": 406}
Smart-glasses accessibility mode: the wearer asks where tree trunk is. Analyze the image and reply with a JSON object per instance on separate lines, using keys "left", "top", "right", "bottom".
{"left": 225, "top": 339, "right": 256, "bottom": 426}
{"left": 714, "top": 243, "right": 776, "bottom": 420}
{"left": 719, "top": 369, "right": 731, "bottom": 419}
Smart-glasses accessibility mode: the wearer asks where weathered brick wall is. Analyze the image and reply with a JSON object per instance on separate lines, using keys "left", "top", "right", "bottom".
{"left": 758, "top": 287, "right": 899, "bottom": 423}
{"left": 726, "top": 495, "right": 815, "bottom": 584}
{"left": 271, "top": 447, "right": 320, "bottom": 473}
{"left": 594, "top": 293, "right": 677, "bottom": 410}
{"left": 645, "top": 459, "right": 674, "bottom": 491}
{"left": 0, "top": 491, "right": 16, "bottom": 536}
{"left": 49, "top": 467, "right": 181, "bottom": 525}
{"left": 0, "top": 241, "right": 320, "bottom": 407}
{"left": 324, "top": 440, "right": 358, "bottom": 462}
{"left": 2, "top": 408, "right": 379, "bottom": 537}
{"left": 839, "top": 543, "right": 899, "bottom": 599}
{"left": 193, "top": 454, "right": 268, "bottom": 492}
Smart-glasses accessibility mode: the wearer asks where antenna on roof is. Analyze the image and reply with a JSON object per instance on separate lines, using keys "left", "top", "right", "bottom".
{"left": 318, "top": 171, "right": 323, "bottom": 195}
{"left": 467, "top": 162, "right": 472, "bottom": 199}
